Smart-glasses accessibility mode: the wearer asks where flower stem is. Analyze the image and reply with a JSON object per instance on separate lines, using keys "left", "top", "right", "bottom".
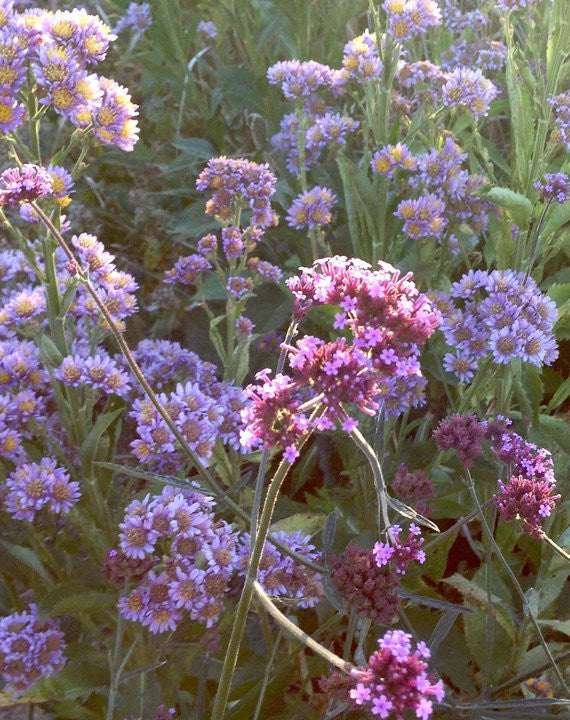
{"left": 253, "top": 581, "right": 354, "bottom": 673}
{"left": 540, "top": 531, "right": 570, "bottom": 563}
{"left": 465, "top": 470, "right": 569, "bottom": 694}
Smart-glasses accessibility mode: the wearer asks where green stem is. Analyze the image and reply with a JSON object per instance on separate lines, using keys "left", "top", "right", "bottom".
{"left": 465, "top": 470, "right": 569, "bottom": 694}
{"left": 349, "top": 425, "right": 389, "bottom": 533}
{"left": 540, "top": 532, "right": 570, "bottom": 563}
{"left": 211, "top": 456, "right": 296, "bottom": 720}
{"left": 253, "top": 581, "right": 354, "bottom": 673}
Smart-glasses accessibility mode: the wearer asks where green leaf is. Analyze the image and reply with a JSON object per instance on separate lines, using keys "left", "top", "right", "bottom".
{"left": 546, "top": 376, "right": 570, "bottom": 411}
{"left": 539, "top": 413, "right": 570, "bottom": 454}
{"left": 79, "top": 407, "right": 124, "bottom": 468}
{"left": 0, "top": 541, "right": 53, "bottom": 585}
{"left": 51, "top": 591, "right": 116, "bottom": 617}
{"left": 477, "top": 186, "right": 533, "bottom": 226}
{"left": 543, "top": 200, "right": 570, "bottom": 237}
{"left": 337, "top": 154, "right": 378, "bottom": 260}
{"left": 94, "top": 461, "right": 208, "bottom": 494}
{"left": 443, "top": 573, "right": 517, "bottom": 641}
{"left": 270, "top": 512, "right": 325, "bottom": 537}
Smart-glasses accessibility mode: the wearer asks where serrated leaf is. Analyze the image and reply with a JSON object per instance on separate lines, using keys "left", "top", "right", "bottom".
{"left": 536, "top": 619, "right": 570, "bottom": 637}
{"left": 322, "top": 575, "right": 346, "bottom": 614}
{"left": 538, "top": 413, "right": 570, "bottom": 454}
{"left": 463, "top": 609, "right": 515, "bottom": 685}
{"left": 398, "top": 589, "right": 474, "bottom": 613}
{"left": 543, "top": 200, "right": 570, "bottom": 237}
{"left": 442, "top": 573, "right": 517, "bottom": 641}
{"left": 547, "top": 282, "right": 570, "bottom": 306}
{"left": 477, "top": 186, "right": 532, "bottom": 226}
{"left": 538, "top": 569, "right": 570, "bottom": 613}
{"left": 428, "top": 609, "right": 460, "bottom": 657}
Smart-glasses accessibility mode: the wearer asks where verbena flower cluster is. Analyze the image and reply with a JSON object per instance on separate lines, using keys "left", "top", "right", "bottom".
{"left": 349, "top": 629, "right": 445, "bottom": 719}
{"left": 241, "top": 256, "right": 440, "bottom": 461}
{"left": 391, "top": 464, "right": 434, "bottom": 516}
{"left": 374, "top": 524, "right": 426, "bottom": 574}
{"left": 237, "top": 531, "right": 323, "bottom": 607}
{"left": 493, "top": 422, "right": 560, "bottom": 538}
{"left": 3, "top": 457, "right": 80, "bottom": 521}
{"left": 433, "top": 414, "right": 561, "bottom": 538}
{"left": 329, "top": 545, "right": 401, "bottom": 623}
{"left": 0, "top": 604, "right": 66, "bottom": 696}
{"left": 432, "top": 269, "right": 558, "bottom": 382}
{"left": 0, "top": 5, "right": 139, "bottom": 149}
{"left": 534, "top": 172, "right": 570, "bottom": 204}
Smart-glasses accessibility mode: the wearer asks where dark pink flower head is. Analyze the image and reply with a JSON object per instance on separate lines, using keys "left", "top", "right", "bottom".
{"left": 374, "top": 523, "right": 426, "bottom": 574}
{"left": 240, "top": 369, "right": 311, "bottom": 462}
{"left": 495, "top": 474, "right": 560, "bottom": 539}
{"left": 349, "top": 629, "right": 444, "bottom": 719}
{"left": 287, "top": 335, "right": 380, "bottom": 420}
{"left": 0, "top": 164, "right": 53, "bottom": 206}
{"left": 433, "top": 413, "right": 486, "bottom": 467}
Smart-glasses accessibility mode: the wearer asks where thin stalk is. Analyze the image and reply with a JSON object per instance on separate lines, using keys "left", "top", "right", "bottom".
{"left": 210, "top": 455, "right": 296, "bottom": 720}
{"left": 250, "top": 320, "right": 299, "bottom": 543}
{"left": 465, "top": 470, "right": 569, "bottom": 694}
{"left": 253, "top": 581, "right": 354, "bottom": 674}
{"left": 252, "top": 630, "right": 283, "bottom": 720}
{"left": 540, "top": 532, "right": 570, "bottom": 563}
{"left": 349, "top": 425, "right": 390, "bottom": 532}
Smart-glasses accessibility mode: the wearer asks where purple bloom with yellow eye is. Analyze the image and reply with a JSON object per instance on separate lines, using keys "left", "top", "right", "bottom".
{"left": 442, "top": 66, "right": 497, "bottom": 118}
{"left": 286, "top": 186, "right": 336, "bottom": 229}
{"left": 0, "top": 94, "right": 25, "bottom": 133}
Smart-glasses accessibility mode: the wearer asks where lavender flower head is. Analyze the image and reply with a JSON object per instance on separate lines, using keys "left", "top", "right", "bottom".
{"left": 0, "top": 164, "right": 53, "bottom": 206}
{"left": 495, "top": 474, "right": 560, "bottom": 539}
{"left": 196, "top": 20, "right": 217, "bottom": 39}
{"left": 4, "top": 457, "right": 80, "bottom": 521}
{"left": 349, "top": 629, "right": 444, "bottom": 719}
{"left": 0, "top": 604, "right": 66, "bottom": 696}
{"left": 442, "top": 67, "right": 497, "bottom": 118}
{"left": 342, "top": 30, "right": 382, "bottom": 81}
{"left": 286, "top": 186, "right": 336, "bottom": 229}
{"left": 435, "top": 269, "right": 558, "bottom": 377}
{"left": 114, "top": 3, "right": 152, "bottom": 34}
{"left": 383, "top": 0, "right": 442, "bottom": 41}
{"left": 196, "top": 157, "right": 278, "bottom": 227}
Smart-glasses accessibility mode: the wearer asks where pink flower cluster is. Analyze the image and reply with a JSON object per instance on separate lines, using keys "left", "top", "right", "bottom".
{"left": 241, "top": 256, "right": 440, "bottom": 460}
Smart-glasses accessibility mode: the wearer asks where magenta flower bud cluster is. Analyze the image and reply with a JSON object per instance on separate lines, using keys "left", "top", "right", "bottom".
{"left": 329, "top": 545, "right": 402, "bottom": 623}
{"left": 349, "top": 629, "right": 445, "bottom": 719}
{"left": 373, "top": 524, "right": 426, "bottom": 574}
{"left": 0, "top": 604, "right": 66, "bottom": 696}
{"left": 0, "top": 164, "right": 53, "bottom": 206}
